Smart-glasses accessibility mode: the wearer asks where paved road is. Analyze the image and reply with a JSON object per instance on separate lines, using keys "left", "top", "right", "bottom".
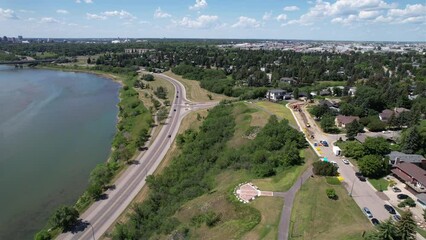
{"left": 278, "top": 167, "right": 313, "bottom": 240}
{"left": 57, "top": 73, "right": 216, "bottom": 240}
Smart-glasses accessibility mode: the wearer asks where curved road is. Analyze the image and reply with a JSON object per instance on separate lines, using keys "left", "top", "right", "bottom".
{"left": 57, "top": 73, "right": 216, "bottom": 240}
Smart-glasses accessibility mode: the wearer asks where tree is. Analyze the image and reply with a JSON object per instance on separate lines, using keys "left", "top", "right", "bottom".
{"left": 310, "top": 104, "right": 330, "bottom": 119}
{"left": 34, "top": 230, "right": 51, "bottom": 240}
{"left": 293, "top": 88, "right": 299, "bottom": 99}
{"left": 341, "top": 141, "right": 365, "bottom": 159}
{"left": 87, "top": 57, "right": 91, "bottom": 64}
{"left": 400, "top": 127, "right": 421, "bottom": 154}
{"left": 49, "top": 206, "right": 79, "bottom": 230}
{"left": 313, "top": 161, "right": 338, "bottom": 176}
{"left": 358, "top": 155, "right": 388, "bottom": 178}
{"left": 154, "top": 86, "right": 168, "bottom": 99}
{"left": 282, "top": 140, "right": 302, "bottom": 166}
{"left": 87, "top": 183, "right": 103, "bottom": 200}
{"left": 397, "top": 210, "right": 416, "bottom": 240}
{"left": 375, "top": 219, "right": 399, "bottom": 240}
{"left": 366, "top": 118, "right": 387, "bottom": 132}
{"left": 320, "top": 114, "right": 336, "bottom": 133}
{"left": 423, "top": 209, "right": 426, "bottom": 222}
{"left": 363, "top": 137, "right": 391, "bottom": 156}
{"left": 142, "top": 74, "right": 154, "bottom": 81}
{"left": 89, "top": 163, "right": 113, "bottom": 188}
{"left": 346, "top": 120, "right": 363, "bottom": 140}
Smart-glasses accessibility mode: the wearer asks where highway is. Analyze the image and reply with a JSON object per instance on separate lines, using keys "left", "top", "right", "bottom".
{"left": 57, "top": 73, "right": 216, "bottom": 240}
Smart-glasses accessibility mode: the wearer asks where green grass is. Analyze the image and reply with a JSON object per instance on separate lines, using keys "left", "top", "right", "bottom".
{"left": 368, "top": 178, "right": 389, "bottom": 192}
{"left": 326, "top": 176, "right": 342, "bottom": 185}
{"left": 289, "top": 177, "right": 372, "bottom": 240}
{"left": 417, "top": 227, "right": 426, "bottom": 238}
{"left": 253, "top": 101, "right": 298, "bottom": 128}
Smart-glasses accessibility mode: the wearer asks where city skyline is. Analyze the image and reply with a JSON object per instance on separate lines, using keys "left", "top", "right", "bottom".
{"left": 0, "top": 0, "right": 425, "bottom": 41}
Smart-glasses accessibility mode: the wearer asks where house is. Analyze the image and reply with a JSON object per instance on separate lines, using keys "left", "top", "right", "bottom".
{"left": 266, "top": 89, "right": 286, "bottom": 102}
{"left": 354, "top": 131, "right": 401, "bottom": 144}
{"left": 391, "top": 162, "right": 426, "bottom": 193}
{"left": 348, "top": 87, "right": 357, "bottom": 96}
{"left": 379, "top": 109, "right": 394, "bottom": 122}
{"left": 319, "top": 99, "right": 340, "bottom": 112}
{"left": 319, "top": 89, "right": 331, "bottom": 96}
{"left": 388, "top": 151, "right": 426, "bottom": 169}
{"left": 379, "top": 108, "right": 410, "bottom": 122}
{"left": 280, "top": 77, "right": 297, "bottom": 85}
{"left": 330, "top": 86, "right": 345, "bottom": 95}
{"left": 335, "top": 115, "right": 359, "bottom": 128}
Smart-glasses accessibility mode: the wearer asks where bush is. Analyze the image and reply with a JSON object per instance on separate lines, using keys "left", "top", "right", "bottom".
{"left": 313, "top": 161, "right": 338, "bottom": 176}
{"left": 142, "top": 74, "right": 154, "bottom": 81}
{"left": 398, "top": 197, "right": 416, "bottom": 208}
{"left": 34, "top": 230, "right": 51, "bottom": 240}
{"left": 49, "top": 206, "right": 79, "bottom": 231}
{"left": 326, "top": 188, "right": 337, "bottom": 199}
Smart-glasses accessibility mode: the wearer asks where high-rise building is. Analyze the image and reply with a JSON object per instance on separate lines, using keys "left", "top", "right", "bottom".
{"left": 18, "top": 36, "right": 23, "bottom": 40}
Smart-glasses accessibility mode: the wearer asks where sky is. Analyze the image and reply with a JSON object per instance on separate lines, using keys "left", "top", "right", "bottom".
{"left": 0, "top": 0, "right": 425, "bottom": 41}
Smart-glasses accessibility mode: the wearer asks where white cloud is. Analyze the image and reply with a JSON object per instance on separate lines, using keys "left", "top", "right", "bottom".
{"left": 0, "top": 8, "right": 18, "bottom": 19}
{"left": 86, "top": 13, "right": 106, "bottom": 20}
{"left": 56, "top": 9, "right": 69, "bottom": 14}
{"left": 189, "top": 0, "right": 208, "bottom": 10}
{"left": 283, "top": 6, "right": 300, "bottom": 11}
{"left": 358, "top": 10, "right": 380, "bottom": 19}
{"left": 388, "top": 4, "right": 426, "bottom": 18}
{"left": 40, "top": 17, "right": 61, "bottom": 24}
{"left": 103, "top": 10, "right": 135, "bottom": 20}
{"left": 76, "top": 0, "right": 93, "bottom": 3}
{"left": 154, "top": 8, "right": 171, "bottom": 18}
{"left": 276, "top": 14, "right": 287, "bottom": 22}
{"left": 176, "top": 15, "right": 219, "bottom": 29}
{"left": 232, "top": 16, "right": 261, "bottom": 28}
{"left": 263, "top": 11, "right": 272, "bottom": 21}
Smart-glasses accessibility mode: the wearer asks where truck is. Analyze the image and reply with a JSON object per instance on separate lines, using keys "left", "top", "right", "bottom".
{"left": 332, "top": 145, "right": 341, "bottom": 156}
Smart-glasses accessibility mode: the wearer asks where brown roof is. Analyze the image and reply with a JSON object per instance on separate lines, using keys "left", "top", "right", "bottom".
{"left": 379, "top": 109, "right": 394, "bottom": 121}
{"left": 393, "top": 162, "right": 426, "bottom": 186}
{"left": 336, "top": 115, "right": 359, "bottom": 125}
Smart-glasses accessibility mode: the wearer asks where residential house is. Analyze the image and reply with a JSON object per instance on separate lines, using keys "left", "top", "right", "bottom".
{"left": 391, "top": 162, "right": 426, "bottom": 193}
{"left": 330, "top": 86, "right": 345, "bottom": 96}
{"left": 319, "top": 89, "right": 331, "bottom": 96}
{"left": 379, "top": 107, "right": 410, "bottom": 122}
{"left": 387, "top": 151, "right": 426, "bottom": 169}
{"left": 266, "top": 89, "right": 286, "bottom": 102}
{"left": 124, "top": 48, "right": 150, "bottom": 54}
{"left": 280, "top": 77, "right": 297, "bottom": 85}
{"left": 354, "top": 131, "right": 401, "bottom": 144}
{"left": 335, "top": 115, "right": 359, "bottom": 128}
{"left": 319, "top": 99, "right": 340, "bottom": 112}
{"left": 348, "top": 87, "right": 357, "bottom": 96}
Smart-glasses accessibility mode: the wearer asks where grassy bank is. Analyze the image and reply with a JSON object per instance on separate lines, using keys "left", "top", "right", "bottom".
{"left": 289, "top": 177, "right": 372, "bottom": 240}
{"left": 34, "top": 64, "right": 153, "bottom": 239}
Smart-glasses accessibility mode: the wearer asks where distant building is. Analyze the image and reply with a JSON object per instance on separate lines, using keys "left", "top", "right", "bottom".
{"left": 335, "top": 115, "right": 359, "bottom": 128}
{"left": 319, "top": 89, "right": 331, "bottom": 96}
{"left": 266, "top": 89, "right": 286, "bottom": 102}
{"left": 279, "top": 77, "right": 297, "bottom": 85}
{"left": 379, "top": 108, "right": 410, "bottom": 122}
{"left": 354, "top": 131, "right": 400, "bottom": 144}
{"left": 348, "top": 87, "right": 357, "bottom": 96}
{"left": 124, "top": 49, "right": 150, "bottom": 54}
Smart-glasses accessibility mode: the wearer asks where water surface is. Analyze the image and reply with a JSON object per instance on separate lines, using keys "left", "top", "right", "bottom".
{"left": 0, "top": 66, "right": 120, "bottom": 239}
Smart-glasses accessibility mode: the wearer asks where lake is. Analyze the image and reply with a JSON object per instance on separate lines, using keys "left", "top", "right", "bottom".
{"left": 0, "top": 66, "right": 120, "bottom": 239}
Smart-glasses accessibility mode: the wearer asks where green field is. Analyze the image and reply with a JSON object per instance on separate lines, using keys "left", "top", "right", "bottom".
{"left": 368, "top": 178, "right": 389, "bottom": 192}
{"left": 253, "top": 101, "right": 298, "bottom": 128}
{"left": 289, "top": 177, "right": 372, "bottom": 240}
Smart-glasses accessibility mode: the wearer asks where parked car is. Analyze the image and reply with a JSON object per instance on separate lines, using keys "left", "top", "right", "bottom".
{"left": 391, "top": 186, "right": 401, "bottom": 193}
{"left": 371, "top": 218, "right": 380, "bottom": 225}
{"left": 322, "top": 140, "right": 329, "bottom": 147}
{"left": 314, "top": 142, "right": 318, "bottom": 147}
{"left": 356, "top": 172, "right": 366, "bottom": 181}
{"left": 173, "top": 109, "right": 176, "bottom": 112}
{"left": 363, "top": 207, "right": 373, "bottom": 218}
{"left": 384, "top": 204, "right": 396, "bottom": 214}
{"left": 393, "top": 215, "right": 401, "bottom": 221}
{"left": 342, "top": 159, "right": 350, "bottom": 165}
{"left": 397, "top": 194, "right": 409, "bottom": 200}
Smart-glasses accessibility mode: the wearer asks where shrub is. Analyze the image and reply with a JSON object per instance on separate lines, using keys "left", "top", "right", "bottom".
{"left": 398, "top": 197, "right": 416, "bottom": 208}
{"left": 313, "top": 161, "right": 338, "bottom": 176}
{"left": 326, "top": 188, "right": 337, "bottom": 199}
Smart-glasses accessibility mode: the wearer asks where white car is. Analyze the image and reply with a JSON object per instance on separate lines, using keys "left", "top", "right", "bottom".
{"left": 363, "top": 207, "right": 373, "bottom": 218}
{"left": 342, "top": 159, "right": 350, "bottom": 165}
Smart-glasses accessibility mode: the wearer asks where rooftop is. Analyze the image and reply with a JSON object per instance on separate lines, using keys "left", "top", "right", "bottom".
{"left": 392, "top": 162, "right": 426, "bottom": 186}
{"left": 336, "top": 115, "right": 359, "bottom": 125}
{"left": 388, "top": 151, "right": 425, "bottom": 163}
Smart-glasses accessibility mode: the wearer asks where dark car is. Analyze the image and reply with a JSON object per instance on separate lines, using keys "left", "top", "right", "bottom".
{"left": 176, "top": 95, "right": 179, "bottom": 98}
{"left": 355, "top": 172, "right": 366, "bottom": 181}
{"left": 384, "top": 204, "right": 396, "bottom": 214}
{"left": 371, "top": 218, "right": 380, "bottom": 225}
{"left": 168, "top": 135, "right": 171, "bottom": 138}
{"left": 173, "top": 109, "right": 176, "bottom": 112}
{"left": 322, "top": 141, "right": 329, "bottom": 147}
{"left": 397, "top": 194, "right": 409, "bottom": 200}
{"left": 391, "top": 186, "right": 401, "bottom": 192}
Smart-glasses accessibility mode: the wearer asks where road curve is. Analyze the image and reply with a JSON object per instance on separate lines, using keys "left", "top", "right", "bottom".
{"left": 57, "top": 73, "right": 214, "bottom": 240}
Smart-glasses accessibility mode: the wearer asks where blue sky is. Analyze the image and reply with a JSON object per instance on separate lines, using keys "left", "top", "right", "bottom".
{"left": 0, "top": 0, "right": 425, "bottom": 41}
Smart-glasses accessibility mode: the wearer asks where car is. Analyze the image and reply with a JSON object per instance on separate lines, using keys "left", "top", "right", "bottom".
{"left": 371, "top": 218, "right": 380, "bottom": 225}
{"left": 397, "top": 194, "right": 409, "bottom": 200}
{"left": 391, "top": 186, "right": 401, "bottom": 192}
{"left": 306, "top": 123, "right": 311, "bottom": 128}
{"left": 384, "top": 204, "right": 396, "bottom": 214}
{"left": 314, "top": 142, "right": 318, "bottom": 147}
{"left": 167, "top": 135, "right": 171, "bottom": 138}
{"left": 176, "top": 95, "right": 179, "bottom": 98}
{"left": 322, "top": 141, "right": 329, "bottom": 147}
{"left": 355, "top": 172, "right": 366, "bottom": 181}
{"left": 363, "top": 207, "right": 373, "bottom": 218}
{"left": 173, "top": 109, "right": 176, "bottom": 112}
{"left": 393, "top": 215, "right": 401, "bottom": 221}
{"left": 342, "top": 159, "right": 350, "bottom": 165}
